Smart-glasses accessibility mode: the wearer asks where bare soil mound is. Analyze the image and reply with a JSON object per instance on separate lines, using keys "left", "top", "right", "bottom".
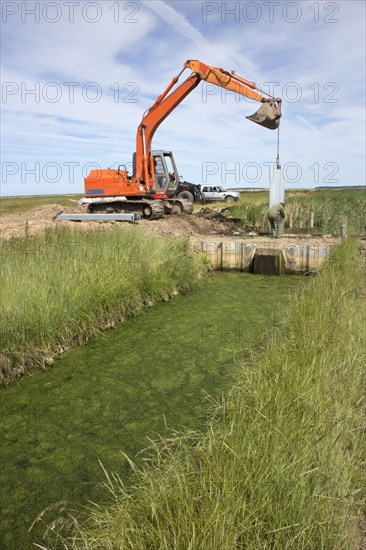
{"left": 0, "top": 204, "right": 340, "bottom": 247}
{"left": 0, "top": 205, "right": 244, "bottom": 241}
{"left": 0, "top": 204, "right": 75, "bottom": 240}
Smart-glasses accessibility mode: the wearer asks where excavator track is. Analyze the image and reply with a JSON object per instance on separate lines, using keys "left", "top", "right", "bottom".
{"left": 144, "top": 201, "right": 166, "bottom": 220}
{"left": 86, "top": 199, "right": 166, "bottom": 220}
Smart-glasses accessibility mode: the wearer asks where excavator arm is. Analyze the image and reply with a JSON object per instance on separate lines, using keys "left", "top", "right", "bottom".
{"left": 135, "top": 59, "right": 282, "bottom": 184}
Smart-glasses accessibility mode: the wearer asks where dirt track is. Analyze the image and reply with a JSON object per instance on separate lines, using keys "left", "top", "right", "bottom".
{"left": 0, "top": 203, "right": 341, "bottom": 248}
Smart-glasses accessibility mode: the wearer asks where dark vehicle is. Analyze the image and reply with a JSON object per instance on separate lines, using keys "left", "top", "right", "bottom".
{"left": 176, "top": 178, "right": 205, "bottom": 203}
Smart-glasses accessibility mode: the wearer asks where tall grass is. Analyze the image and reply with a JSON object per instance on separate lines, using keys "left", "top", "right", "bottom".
{"left": 229, "top": 188, "right": 365, "bottom": 235}
{"left": 0, "top": 226, "right": 206, "bottom": 384}
{"left": 40, "top": 239, "right": 365, "bottom": 549}
{"left": 286, "top": 189, "right": 365, "bottom": 235}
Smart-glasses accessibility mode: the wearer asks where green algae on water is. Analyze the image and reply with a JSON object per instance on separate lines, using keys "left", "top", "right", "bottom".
{"left": 0, "top": 272, "right": 302, "bottom": 549}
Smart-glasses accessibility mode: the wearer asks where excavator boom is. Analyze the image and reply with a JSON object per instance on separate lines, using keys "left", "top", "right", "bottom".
{"left": 135, "top": 59, "right": 282, "bottom": 183}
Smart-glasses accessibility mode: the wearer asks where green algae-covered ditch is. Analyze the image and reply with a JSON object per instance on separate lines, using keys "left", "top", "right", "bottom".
{"left": 0, "top": 272, "right": 303, "bottom": 549}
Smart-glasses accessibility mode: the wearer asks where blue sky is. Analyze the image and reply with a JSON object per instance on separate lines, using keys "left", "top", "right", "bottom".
{"left": 1, "top": 0, "right": 365, "bottom": 195}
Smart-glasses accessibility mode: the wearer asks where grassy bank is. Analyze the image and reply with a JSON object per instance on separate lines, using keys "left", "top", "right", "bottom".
{"left": 228, "top": 188, "right": 365, "bottom": 235}
{"left": 0, "top": 226, "right": 206, "bottom": 384}
{"left": 44, "top": 239, "right": 365, "bottom": 549}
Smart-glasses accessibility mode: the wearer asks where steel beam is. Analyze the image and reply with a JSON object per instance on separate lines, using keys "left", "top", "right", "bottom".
{"left": 56, "top": 213, "right": 140, "bottom": 222}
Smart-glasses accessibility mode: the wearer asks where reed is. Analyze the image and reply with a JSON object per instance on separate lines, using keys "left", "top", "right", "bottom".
{"left": 0, "top": 225, "right": 206, "bottom": 384}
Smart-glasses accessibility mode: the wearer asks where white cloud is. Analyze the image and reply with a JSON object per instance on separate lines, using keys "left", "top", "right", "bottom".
{"left": 141, "top": 0, "right": 207, "bottom": 47}
{"left": 1, "top": 0, "right": 365, "bottom": 194}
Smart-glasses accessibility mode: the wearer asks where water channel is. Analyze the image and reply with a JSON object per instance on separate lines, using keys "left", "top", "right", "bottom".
{"left": 0, "top": 272, "right": 303, "bottom": 548}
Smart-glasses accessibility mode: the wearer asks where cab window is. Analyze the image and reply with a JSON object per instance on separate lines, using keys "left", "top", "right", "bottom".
{"left": 154, "top": 157, "right": 165, "bottom": 174}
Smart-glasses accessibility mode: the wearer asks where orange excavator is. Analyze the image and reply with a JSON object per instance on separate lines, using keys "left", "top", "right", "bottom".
{"left": 78, "top": 60, "right": 282, "bottom": 220}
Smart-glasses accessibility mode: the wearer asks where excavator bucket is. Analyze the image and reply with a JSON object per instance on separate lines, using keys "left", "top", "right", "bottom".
{"left": 246, "top": 101, "right": 282, "bottom": 130}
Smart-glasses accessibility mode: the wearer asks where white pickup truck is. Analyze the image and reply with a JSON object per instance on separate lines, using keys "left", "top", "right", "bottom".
{"left": 201, "top": 186, "right": 240, "bottom": 203}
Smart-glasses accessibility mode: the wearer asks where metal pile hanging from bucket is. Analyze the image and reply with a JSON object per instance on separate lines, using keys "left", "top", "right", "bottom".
{"left": 246, "top": 100, "right": 282, "bottom": 130}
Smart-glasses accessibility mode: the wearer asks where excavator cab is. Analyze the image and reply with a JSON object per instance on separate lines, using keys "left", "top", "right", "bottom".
{"left": 246, "top": 100, "right": 282, "bottom": 130}
{"left": 152, "top": 150, "right": 179, "bottom": 195}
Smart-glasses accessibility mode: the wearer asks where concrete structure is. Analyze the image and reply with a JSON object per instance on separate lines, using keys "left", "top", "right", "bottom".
{"left": 194, "top": 240, "right": 334, "bottom": 274}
